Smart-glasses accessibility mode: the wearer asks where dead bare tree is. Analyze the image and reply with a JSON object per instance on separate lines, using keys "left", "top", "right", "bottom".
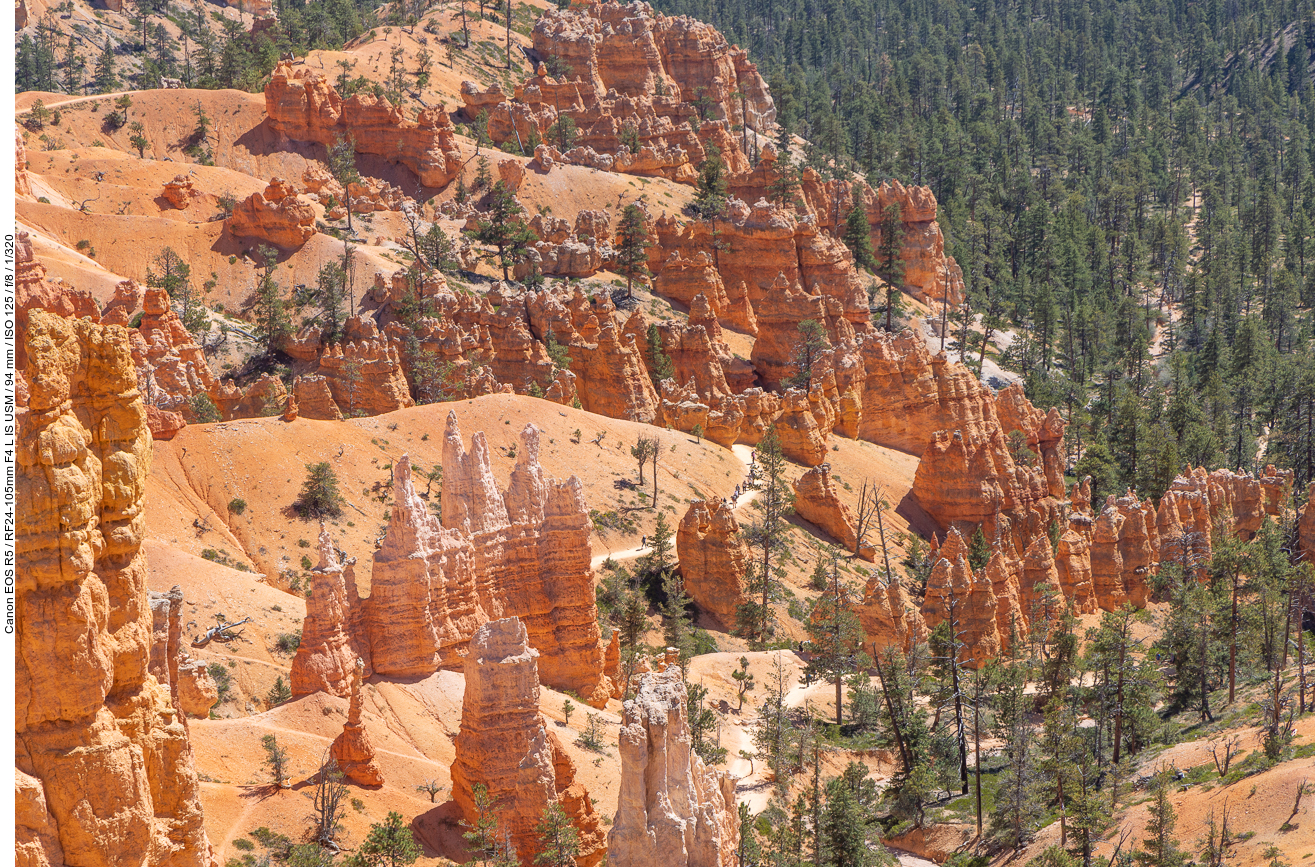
{"left": 190, "top": 616, "right": 253, "bottom": 648}
{"left": 1199, "top": 801, "right": 1233, "bottom": 867}
{"left": 415, "top": 780, "right": 445, "bottom": 802}
{"left": 854, "top": 480, "right": 878, "bottom": 563}
{"left": 1288, "top": 778, "right": 1310, "bottom": 827}
{"left": 311, "top": 753, "right": 348, "bottom": 851}
{"left": 1210, "top": 735, "right": 1241, "bottom": 777}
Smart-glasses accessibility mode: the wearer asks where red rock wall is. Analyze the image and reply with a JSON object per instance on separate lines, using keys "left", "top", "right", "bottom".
{"left": 452, "top": 619, "right": 606, "bottom": 867}
{"left": 17, "top": 310, "right": 215, "bottom": 867}
{"left": 359, "top": 416, "right": 611, "bottom": 706}
{"left": 265, "top": 62, "right": 462, "bottom": 188}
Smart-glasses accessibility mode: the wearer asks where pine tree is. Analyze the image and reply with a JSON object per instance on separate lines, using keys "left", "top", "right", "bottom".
{"left": 662, "top": 562, "right": 696, "bottom": 665}
{"left": 767, "top": 147, "right": 802, "bottom": 208}
{"left": 737, "top": 426, "right": 793, "bottom": 647}
{"left": 843, "top": 204, "right": 877, "bottom": 273}
{"left": 615, "top": 203, "right": 651, "bottom": 300}
{"left": 988, "top": 725, "right": 1044, "bottom": 851}
{"left": 1134, "top": 773, "right": 1188, "bottom": 867}
{"left": 645, "top": 324, "right": 674, "bottom": 387}
{"left": 804, "top": 547, "right": 867, "bottom": 725}
{"left": 296, "top": 259, "right": 348, "bottom": 345}
{"left": 467, "top": 181, "right": 537, "bottom": 281}
{"left": 251, "top": 246, "right": 291, "bottom": 355}
{"left": 94, "top": 44, "right": 118, "bottom": 94}
{"left": 462, "top": 784, "right": 515, "bottom": 867}
{"left": 346, "top": 811, "right": 422, "bottom": 866}
{"left": 877, "top": 203, "right": 905, "bottom": 286}
{"left": 692, "top": 143, "right": 728, "bottom": 218}
{"left": 533, "top": 803, "right": 579, "bottom": 867}
{"left": 328, "top": 135, "right": 362, "bottom": 235}
{"left": 783, "top": 319, "right": 830, "bottom": 391}
{"left": 821, "top": 767, "right": 881, "bottom": 867}
{"left": 146, "top": 248, "right": 207, "bottom": 336}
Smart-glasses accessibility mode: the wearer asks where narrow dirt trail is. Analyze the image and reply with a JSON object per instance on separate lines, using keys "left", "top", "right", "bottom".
{"left": 21, "top": 90, "right": 143, "bottom": 111}
{"left": 591, "top": 443, "right": 758, "bottom": 569}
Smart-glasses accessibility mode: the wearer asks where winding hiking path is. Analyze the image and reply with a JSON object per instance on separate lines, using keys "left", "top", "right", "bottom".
{"left": 589, "top": 442, "right": 759, "bottom": 569}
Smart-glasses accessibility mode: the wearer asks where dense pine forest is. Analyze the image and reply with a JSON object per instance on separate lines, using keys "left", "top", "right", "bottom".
{"left": 653, "top": 0, "right": 1315, "bottom": 504}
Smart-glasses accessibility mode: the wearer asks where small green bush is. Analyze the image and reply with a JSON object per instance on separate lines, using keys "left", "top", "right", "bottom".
{"left": 227, "top": 498, "right": 247, "bottom": 515}
{"left": 265, "top": 675, "right": 291, "bottom": 706}
{"left": 189, "top": 393, "right": 221, "bottom": 423}
{"left": 207, "top": 662, "right": 233, "bottom": 703}
{"left": 274, "top": 630, "right": 301, "bottom": 654}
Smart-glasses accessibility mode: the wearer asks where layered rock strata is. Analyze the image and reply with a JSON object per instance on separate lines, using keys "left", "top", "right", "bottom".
{"left": 452, "top": 618, "right": 606, "bottom": 867}
{"left": 129, "top": 284, "right": 218, "bottom": 429}
{"left": 266, "top": 61, "right": 463, "bottom": 188}
{"left": 17, "top": 309, "right": 215, "bottom": 867}
{"left": 359, "top": 416, "right": 611, "bottom": 705}
{"left": 791, "top": 464, "right": 874, "bottom": 560}
{"left": 290, "top": 529, "right": 362, "bottom": 699}
{"left": 465, "top": 3, "right": 772, "bottom": 182}
{"left": 226, "top": 177, "right": 316, "bottom": 249}
{"left": 919, "top": 528, "right": 1001, "bottom": 665}
{"left": 608, "top": 666, "right": 739, "bottom": 867}
{"left": 330, "top": 658, "right": 383, "bottom": 787}
{"left": 675, "top": 499, "right": 748, "bottom": 627}
{"left": 728, "top": 149, "right": 965, "bottom": 309}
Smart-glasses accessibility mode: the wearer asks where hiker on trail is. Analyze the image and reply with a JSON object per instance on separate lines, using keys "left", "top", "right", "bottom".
{"left": 641, "top": 535, "right": 647, "bottom": 547}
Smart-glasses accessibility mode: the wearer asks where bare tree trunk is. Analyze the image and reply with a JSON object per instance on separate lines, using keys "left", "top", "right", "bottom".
{"left": 873, "top": 648, "right": 910, "bottom": 772}
{"left": 874, "top": 488, "right": 892, "bottom": 583}
{"left": 974, "top": 673, "right": 983, "bottom": 838}
{"left": 1229, "top": 569, "right": 1239, "bottom": 705}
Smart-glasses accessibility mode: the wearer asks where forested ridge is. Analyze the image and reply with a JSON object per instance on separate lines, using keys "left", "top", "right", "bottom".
{"left": 20, "top": 0, "right": 1315, "bottom": 502}
{"left": 654, "top": 0, "right": 1315, "bottom": 504}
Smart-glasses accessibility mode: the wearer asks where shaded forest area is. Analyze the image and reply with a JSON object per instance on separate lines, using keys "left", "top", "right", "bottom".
{"left": 655, "top": 0, "right": 1315, "bottom": 504}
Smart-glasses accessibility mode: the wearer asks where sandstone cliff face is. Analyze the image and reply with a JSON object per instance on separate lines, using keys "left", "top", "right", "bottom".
{"left": 358, "top": 417, "right": 611, "bottom": 705}
{"left": 17, "top": 127, "right": 33, "bottom": 197}
{"left": 676, "top": 499, "right": 748, "bottom": 627}
{"left": 177, "top": 660, "right": 218, "bottom": 719}
{"left": 654, "top": 253, "right": 756, "bottom": 335}
{"left": 129, "top": 285, "right": 219, "bottom": 429}
{"left": 609, "top": 667, "right": 739, "bottom": 867}
{"left": 16, "top": 232, "right": 100, "bottom": 371}
{"left": 774, "top": 388, "right": 828, "bottom": 466}
{"left": 452, "top": 619, "right": 605, "bottom": 867}
{"left": 792, "top": 463, "right": 874, "bottom": 560}
{"left": 147, "top": 588, "right": 186, "bottom": 724}
{"left": 653, "top": 201, "right": 870, "bottom": 365}
{"left": 266, "top": 61, "right": 462, "bottom": 187}
{"left": 316, "top": 320, "right": 416, "bottom": 417}
{"left": 1158, "top": 464, "right": 1294, "bottom": 542}
{"left": 226, "top": 177, "right": 317, "bottom": 250}
{"left": 466, "top": 2, "right": 774, "bottom": 182}
{"left": 746, "top": 269, "right": 860, "bottom": 393}
{"left": 855, "top": 571, "right": 923, "bottom": 652}
{"left": 728, "top": 150, "right": 965, "bottom": 311}
{"left": 920, "top": 528, "right": 1001, "bottom": 665}
{"left": 396, "top": 282, "right": 661, "bottom": 423}
{"left": 162, "top": 174, "right": 194, "bottom": 209}
{"left": 291, "top": 529, "right": 362, "bottom": 699}
{"left": 534, "top": 2, "right": 772, "bottom": 132}
{"left": 17, "top": 309, "right": 214, "bottom": 867}
{"left": 330, "top": 658, "right": 383, "bottom": 787}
